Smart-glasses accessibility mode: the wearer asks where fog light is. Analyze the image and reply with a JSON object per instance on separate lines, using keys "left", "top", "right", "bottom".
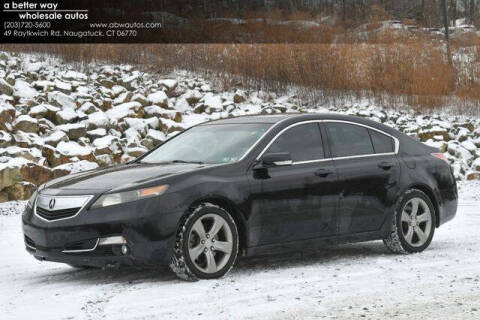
{"left": 121, "top": 244, "right": 129, "bottom": 255}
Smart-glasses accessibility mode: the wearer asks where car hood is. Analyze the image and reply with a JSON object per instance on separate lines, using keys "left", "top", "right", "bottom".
{"left": 40, "top": 162, "right": 208, "bottom": 196}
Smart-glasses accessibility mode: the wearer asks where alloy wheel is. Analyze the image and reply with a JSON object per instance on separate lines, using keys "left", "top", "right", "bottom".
{"left": 188, "top": 213, "right": 233, "bottom": 274}
{"left": 400, "top": 197, "right": 433, "bottom": 247}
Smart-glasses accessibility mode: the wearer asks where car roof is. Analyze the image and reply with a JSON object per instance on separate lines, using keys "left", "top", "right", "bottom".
{"left": 202, "top": 113, "right": 378, "bottom": 126}
{"left": 201, "top": 113, "right": 401, "bottom": 137}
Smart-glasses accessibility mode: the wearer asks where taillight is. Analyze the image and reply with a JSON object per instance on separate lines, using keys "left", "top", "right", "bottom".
{"left": 431, "top": 153, "right": 449, "bottom": 163}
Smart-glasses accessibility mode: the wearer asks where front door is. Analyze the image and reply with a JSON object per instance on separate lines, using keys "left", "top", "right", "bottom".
{"left": 247, "top": 122, "right": 340, "bottom": 246}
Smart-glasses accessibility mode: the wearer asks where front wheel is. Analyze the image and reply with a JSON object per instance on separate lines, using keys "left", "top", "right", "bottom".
{"left": 170, "top": 203, "right": 239, "bottom": 281}
{"left": 383, "top": 189, "right": 436, "bottom": 254}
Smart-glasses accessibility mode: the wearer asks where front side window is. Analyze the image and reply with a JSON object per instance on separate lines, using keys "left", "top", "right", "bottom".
{"left": 326, "top": 122, "right": 374, "bottom": 157}
{"left": 140, "top": 123, "right": 270, "bottom": 164}
{"left": 264, "top": 123, "right": 324, "bottom": 162}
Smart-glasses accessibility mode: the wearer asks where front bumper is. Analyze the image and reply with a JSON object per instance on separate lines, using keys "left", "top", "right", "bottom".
{"left": 22, "top": 196, "right": 181, "bottom": 268}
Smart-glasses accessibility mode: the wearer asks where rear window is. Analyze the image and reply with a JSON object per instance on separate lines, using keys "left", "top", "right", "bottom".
{"left": 325, "top": 122, "right": 374, "bottom": 157}
{"left": 369, "top": 129, "right": 395, "bottom": 154}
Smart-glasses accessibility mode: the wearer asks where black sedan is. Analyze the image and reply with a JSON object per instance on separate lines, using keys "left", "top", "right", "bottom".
{"left": 22, "top": 113, "right": 458, "bottom": 280}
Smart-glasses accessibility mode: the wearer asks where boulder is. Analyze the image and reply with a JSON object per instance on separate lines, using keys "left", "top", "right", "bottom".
{"left": 126, "top": 146, "right": 148, "bottom": 158}
{"left": 95, "top": 154, "right": 114, "bottom": 166}
{"left": 466, "top": 172, "right": 480, "bottom": 180}
{"left": 0, "top": 130, "right": 13, "bottom": 147}
{"left": 418, "top": 127, "right": 449, "bottom": 142}
{"left": 48, "top": 91, "right": 76, "bottom": 109}
{"left": 87, "top": 111, "right": 110, "bottom": 129}
{"left": 140, "top": 138, "right": 154, "bottom": 150}
{"left": 0, "top": 158, "right": 29, "bottom": 190}
{"left": 233, "top": 89, "right": 247, "bottom": 103}
{"left": 86, "top": 128, "right": 107, "bottom": 140}
{"left": 12, "top": 131, "right": 43, "bottom": 149}
{"left": 183, "top": 89, "right": 203, "bottom": 105}
{"left": 55, "top": 108, "right": 78, "bottom": 125}
{"left": 0, "top": 103, "right": 16, "bottom": 131}
{"left": 5, "top": 182, "right": 36, "bottom": 201}
{"left": 105, "top": 101, "right": 142, "bottom": 122}
{"left": 147, "top": 91, "right": 168, "bottom": 107}
{"left": 131, "top": 93, "right": 149, "bottom": 106}
{"left": 145, "top": 129, "right": 165, "bottom": 146}
{"left": 12, "top": 115, "right": 39, "bottom": 133}
{"left": 79, "top": 102, "right": 99, "bottom": 114}
{"left": 52, "top": 160, "right": 98, "bottom": 178}
{"left": 0, "top": 79, "right": 13, "bottom": 96}
{"left": 0, "top": 192, "right": 8, "bottom": 203}
{"left": 43, "top": 130, "right": 69, "bottom": 147}
{"left": 28, "top": 104, "right": 48, "bottom": 118}
{"left": 19, "top": 162, "right": 53, "bottom": 187}
{"left": 13, "top": 79, "right": 38, "bottom": 100}
{"left": 0, "top": 146, "right": 43, "bottom": 163}
{"left": 57, "top": 141, "right": 95, "bottom": 162}
{"left": 57, "top": 123, "right": 87, "bottom": 140}
{"left": 92, "top": 135, "right": 122, "bottom": 156}
{"left": 113, "top": 92, "right": 132, "bottom": 105}
{"left": 42, "top": 144, "right": 70, "bottom": 167}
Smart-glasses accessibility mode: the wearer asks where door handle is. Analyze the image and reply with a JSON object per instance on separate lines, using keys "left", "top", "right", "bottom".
{"left": 378, "top": 161, "right": 396, "bottom": 170}
{"left": 315, "top": 168, "right": 333, "bottom": 177}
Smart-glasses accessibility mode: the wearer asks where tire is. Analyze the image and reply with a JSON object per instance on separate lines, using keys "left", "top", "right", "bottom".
{"left": 383, "top": 189, "right": 436, "bottom": 254}
{"left": 169, "top": 203, "right": 239, "bottom": 281}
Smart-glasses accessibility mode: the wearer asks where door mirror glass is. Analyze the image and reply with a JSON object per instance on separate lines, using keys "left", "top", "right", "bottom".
{"left": 261, "top": 153, "right": 293, "bottom": 167}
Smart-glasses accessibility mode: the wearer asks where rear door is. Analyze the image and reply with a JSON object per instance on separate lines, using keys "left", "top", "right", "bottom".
{"left": 323, "top": 121, "right": 400, "bottom": 234}
{"left": 247, "top": 122, "right": 340, "bottom": 246}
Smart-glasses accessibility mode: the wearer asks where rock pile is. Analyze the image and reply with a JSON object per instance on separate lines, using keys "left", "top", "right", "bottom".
{"left": 0, "top": 51, "right": 479, "bottom": 202}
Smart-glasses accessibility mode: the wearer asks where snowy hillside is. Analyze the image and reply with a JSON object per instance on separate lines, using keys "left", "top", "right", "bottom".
{"left": 0, "top": 51, "right": 480, "bottom": 202}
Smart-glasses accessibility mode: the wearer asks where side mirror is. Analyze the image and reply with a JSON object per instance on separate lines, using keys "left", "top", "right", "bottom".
{"left": 260, "top": 153, "right": 293, "bottom": 167}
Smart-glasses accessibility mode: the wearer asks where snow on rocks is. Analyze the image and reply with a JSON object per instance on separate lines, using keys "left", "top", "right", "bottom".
{"left": 56, "top": 141, "right": 93, "bottom": 158}
{"left": 55, "top": 108, "right": 78, "bottom": 125}
{"left": 105, "top": 101, "right": 142, "bottom": 122}
{"left": 48, "top": 91, "right": 76, "bottom": 109}
{"left": 42, "top": 130, "right": 69, "bottom": 147}
{"left": 0, "top": 131, "right": 12, "bottom": 147}
{"left": 12, "top": 115, "right": 39, "bottom": 133}
{"left": 56, "top": 123, "right": 86, "bottom": 140}
{"left": 87, "top": 111, "right": 110, "bottom": 129}
{"left": 13, "top": 79, "right": 38, "bottom": 100}
{"left": 147, "top": 91, "right": 168, "bottom": 107}
{"left": 52, "top": 160, "right": 98, "bottom": 178}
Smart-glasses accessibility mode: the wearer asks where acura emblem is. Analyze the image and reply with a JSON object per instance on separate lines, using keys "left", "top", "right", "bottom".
{"left": 48, "top": 199, "right": 56, "bottom": 210}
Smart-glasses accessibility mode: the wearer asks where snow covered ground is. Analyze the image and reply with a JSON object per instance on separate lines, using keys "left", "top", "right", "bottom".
{"left": 0, "top": 183, "right": 479, "bottom": 320}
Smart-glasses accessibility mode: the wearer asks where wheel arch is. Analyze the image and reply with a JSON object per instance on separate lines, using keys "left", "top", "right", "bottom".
{"left": 406, "top": 183, "right": 440, "bottom": 228}
{"left": 187, "top": 195, "right": 248, "bottom": 255}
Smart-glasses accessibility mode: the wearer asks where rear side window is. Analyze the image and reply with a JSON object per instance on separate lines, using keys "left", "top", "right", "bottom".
{"left": 369, "top": 129, "right": 395, "bottom": 154}
{"left": 326, "top": 122, "right": 374, "bottom": 157}
{"left": 265, "top": 123, "right": 324, "bottom": 162}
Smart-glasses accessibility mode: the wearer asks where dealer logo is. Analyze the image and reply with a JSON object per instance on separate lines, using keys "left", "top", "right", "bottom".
{"left": 48, "top": 199, "right": 56, "bottom": 210}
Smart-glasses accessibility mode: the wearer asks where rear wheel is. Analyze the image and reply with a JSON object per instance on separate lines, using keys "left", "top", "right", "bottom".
{"left": 169, "top": 203, "right": 239, "bottom": 281}
{"left": 383, "top": 189, "right": 436, "bottom": 254}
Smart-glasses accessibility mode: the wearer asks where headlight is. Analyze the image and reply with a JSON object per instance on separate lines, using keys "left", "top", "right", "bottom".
{"left": 91, "top": 185, "right": 168, "bottom": 209}
{"left": 27, "top": 190, "right": 38, "bottom": 208}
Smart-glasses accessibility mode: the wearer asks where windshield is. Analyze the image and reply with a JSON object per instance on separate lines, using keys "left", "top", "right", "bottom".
{"left": 140, "top": 123, "right": 271, "bottom": 164}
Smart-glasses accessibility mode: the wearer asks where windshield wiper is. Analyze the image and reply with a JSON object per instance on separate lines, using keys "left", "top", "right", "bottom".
{"left": 171, "top": 160, "right": 205, "bottom": 164}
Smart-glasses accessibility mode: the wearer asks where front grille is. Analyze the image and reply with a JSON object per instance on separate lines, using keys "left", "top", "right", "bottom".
{"left": 24, "top": 235, "right": 35, "bottom": 250}
{"left": 36, "top": 206, "right": 81, "bottom": 220}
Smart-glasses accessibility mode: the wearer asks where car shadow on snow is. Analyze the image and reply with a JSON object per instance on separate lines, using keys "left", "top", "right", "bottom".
{"left": 27, "top": 240, "right": 400, "bottom": 285}
{"left": 234, "top": 240, "right": 391, "bottom": 274}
